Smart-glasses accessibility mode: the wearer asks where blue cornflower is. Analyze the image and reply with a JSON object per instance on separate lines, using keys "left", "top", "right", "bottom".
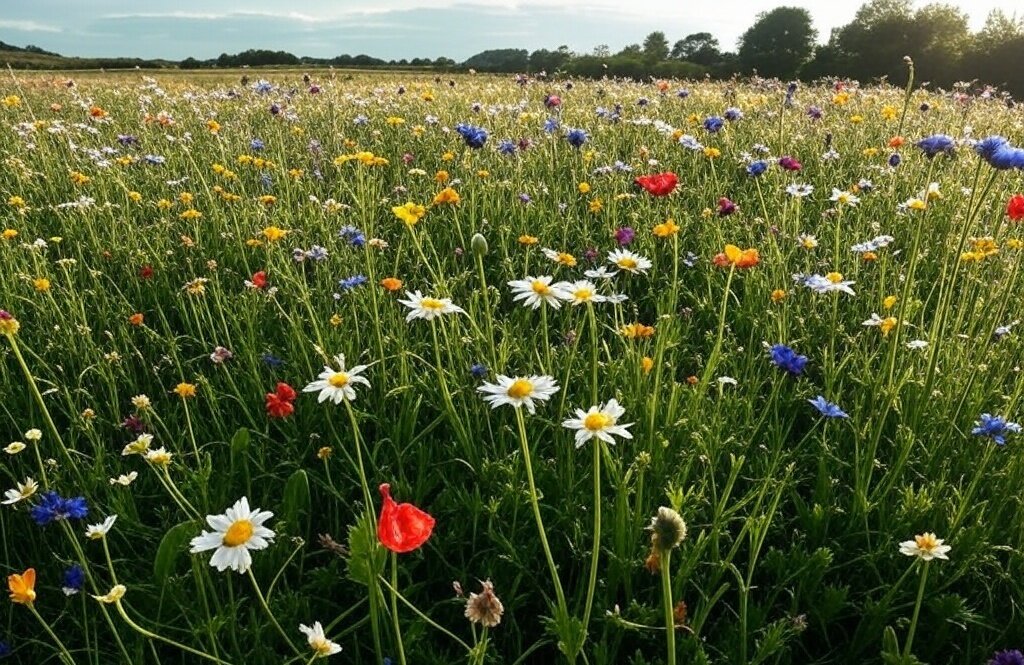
{"left": 888, "top": 153, "right": 901, "bottom": 168}
{"left": 63, "top": 564, "right": 85, "bottom": 595}
{"left": 261, "top": 353, "right": 285, "bottom": 368}
{"left": 250, "top": 138, "right": 265, "bottom": 152}
{"left": 808, "top": 396, "right": 848, "bottom": 419}
{"left": 292, "top": 248, "right": 308, "bottom": 263}
{"left": 470, "top": 363, "right": 488, "bottom": 379}
{"left": 143, "top": 154, "right": 165, "bottom": 165}
{"left": 637, "top": 97, "right": 649, "bottom": 107}
{"left": 497, "top": 139, "right": 516, "bottom": 155}
{"left": 676, "top": 89, "right": 690, "bottom": 99}
{"left": 117, "top": 134, "right": 139, "bottom": 146}
{"left": 972, "top": 413, "right": 1022, "bottom": 445}
{"left": 252, "top": 80, "right": 273, "bottom": 94}
{"left": 0, "top": 640, "right": 9, "bottom": 658}
{"left": 338, "top": 275, "right": 368, "bottom": 291}
{"left": 307, "top": 245, "right": 329, "bottom": 261}
{"left": 703, "top": 116, "right": 724, "bottom": 132}
{"left": 769, "top": 344, "right": 808, "bottom": 376}
{"left": 260, "top": 173, "right": 273, "bottom": 190}
{"left": 30, "top": 491, "right": 89, "bottom": 526}
{"left": 746, "top": 160, "right": 768, "bottom": 177}
{"left": 915, "top": 134, "right": 955, "bottom": 158}
{"left": 807, "top": 105, "right": 823, "bottom": 120}
{"left": 975, "top": 137, "right": 1024, "bottom": 170}
{"left": 544, "top": 118, "right": 560, "bottom": 133}
{"left": 974, "top": 135, "right": 1009, "bottom": 162}
{"left": 723, "top": 107, "right": 743, "bottom": 121}
{"left": 455, "top": 123, "right": 488, "bottom": 149}
{"left": 339, "top": 225, "right": 366, "bottom": 247}
{"left": 565, "top": 128, "right": 588, "bottom": 148}
{"left": 989, "top": 650, "right": 1024, "bottom": 665}
{"left": 353, "top": 114, "right": 369, "bottom": 125}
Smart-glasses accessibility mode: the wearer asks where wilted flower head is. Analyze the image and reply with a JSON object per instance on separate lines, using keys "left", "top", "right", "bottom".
{"left": 648, "top": 506, "right": 687, "bottom": 553}
{"left": 464, "top": 579, "right": 504, "bottom": 628}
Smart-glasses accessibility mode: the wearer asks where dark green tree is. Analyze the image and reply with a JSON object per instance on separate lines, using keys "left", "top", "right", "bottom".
{"left": 671, "top": 32, "right": 721, "bottom": 65}
{"left": 642, "top": 31, "right": 670, "bottom": 62}
{"left": 738, "top": 6, "right": 816, "bottom": 79}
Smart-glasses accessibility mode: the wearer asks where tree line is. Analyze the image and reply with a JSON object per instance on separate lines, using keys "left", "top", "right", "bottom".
{"left": 5, "top": 0, "right": 1024, "bottom": 94}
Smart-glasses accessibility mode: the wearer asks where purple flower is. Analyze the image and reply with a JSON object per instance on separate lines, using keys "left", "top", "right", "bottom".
{"left": 615, "top": 227, "right": 635, "bottom": 246}
{"left": 990, "top": 651, "right": 1024, "bottom": 665}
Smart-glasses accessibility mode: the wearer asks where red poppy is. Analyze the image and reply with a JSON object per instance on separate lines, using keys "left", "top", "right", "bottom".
{"left": 1007, "top": 194, "right": 1024, "bottom": 221}
{"left": 634, "top": 172, "right": 678, "bottom": 197}
{"left": 251, "top": 271, "right": 268, "bottom": 289}
{"left": 377, "top": 483, "right": 435, "bottom": 553}
{"left": 265, "top": 382, "right": 296, "bottom": 419}
{"left": 139, "top": 265, "right": 154, "bottom": 279}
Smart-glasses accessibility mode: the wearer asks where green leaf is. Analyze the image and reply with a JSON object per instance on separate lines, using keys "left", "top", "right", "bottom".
{"left": 346, "top": 512, "right": 385, "bottom": 587}
{"left": 282, "top": 469, "right": 310, "bottom": 529}
{"left": 154, "top": 521, "right": 199, "bottom": 587}
{"left": 229, "top": 427, "right": 251, "bottom": 497}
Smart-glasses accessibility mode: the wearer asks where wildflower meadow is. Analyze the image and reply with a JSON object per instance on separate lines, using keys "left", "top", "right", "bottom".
{"left": 3, "top": 63, "right": 1024, "bottom": 664}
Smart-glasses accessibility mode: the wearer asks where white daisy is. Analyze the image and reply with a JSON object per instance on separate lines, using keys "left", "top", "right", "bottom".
{"left": 507, "top": 276, "right": 565, "bottom": 309}
{"left": 583, "top": 266, "right": 618, "bottom": 280}
{"left": 786, "top": 183, "right": 814, "bottom": 197}
{"left": 555, "top": 280, "right": 607, "bottom": 306}
{"left": 899, "top": 532, "right": 951, "bottom": 561}
{"left": 607, "top": 249, "right": 652, "bottom": 275}
{"left": 302, "top": 354, "right": 371, "bottom": 404}
{"left": 796, "top": 273, "right": 856, "bottom": 296}
{"left": 830, "top": 188, "right": 859, "bottom": 206}
{"left": 109, "top": 471, "right": 139, "bottom": 486}
{"left": 906, "top": 340, "right": 929, "bottom": 350}
{"left": 397, "top": 290, "right": 466, "bottom": 322}
{"left": 189, "top": 497, "right": 276, "bottom": 574}
{"left": 122, "top": 433, "right": 153, "bottom": 456}
{"left": 562, "top": 399, "right": 634, "bottom": 448}
{"left": 2, "top": 477, "right": 38, "bottom": 505}
{"left": 85, "top": 515, "right": 117, "bottom": 540}
{"left": 477, "top": 375, "right": 559, "bottom": 414}
{"left": 299, "top": 621, "right": 342, "bottom": 658}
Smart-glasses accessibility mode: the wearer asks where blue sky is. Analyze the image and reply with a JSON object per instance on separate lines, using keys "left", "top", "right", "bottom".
{"left": 0, "top": 1, "right": 1012, "bottom": 61}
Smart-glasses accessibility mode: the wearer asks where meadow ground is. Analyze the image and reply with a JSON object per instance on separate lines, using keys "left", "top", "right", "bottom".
{"left": 1, "top": 67, "right": 1024, "bottom": 664}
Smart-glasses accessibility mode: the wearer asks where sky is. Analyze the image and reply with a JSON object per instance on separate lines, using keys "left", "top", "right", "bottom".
{"left": 0, "top": 0, "right": 1014, "bottom": 62}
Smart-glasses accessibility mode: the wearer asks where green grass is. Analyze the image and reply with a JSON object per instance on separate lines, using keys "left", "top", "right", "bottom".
{"left": 0, "top": 67, "right": 1022, "bottom": 664}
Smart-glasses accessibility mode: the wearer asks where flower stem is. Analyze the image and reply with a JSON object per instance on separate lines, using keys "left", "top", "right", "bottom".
{"left": 902, "top": 561, "right": 930, "bottom": 660}
{"left": 390, "top": 552, "right": 408, "bottom": 665}
{"left": 247, "top": 568, "right": 303, "bottom": 657}
{"left": 377, "top": 575, "right": 473, "bottom": 653}
{"left": 660, "top": 550, "right": 676, "bottom": 665}
{"left": 514, "top": 409, "right": 568, "bottom": 615}
{"left": 112, "top": 599, "right": 234, "bottom": 664}
{"left": 28, "top": 603, "right": 76, "bottom": 665}
{"left": 581, "top": 438, "right": 602, "bottom": 631}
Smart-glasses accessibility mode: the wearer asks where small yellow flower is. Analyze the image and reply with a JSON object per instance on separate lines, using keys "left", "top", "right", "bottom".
{"left": 174, "top": 382, "right": 197, "bottom": 399}
{"left": 771, "top": 289, "right": 787, "bottom": 303}
{"left": 288, "top": 168, "right": 303, "bottom": 179}
{"left": 588, "top": 198, "right": 603, "bottom": 214}
{"left": 127, "top": 191, "right": 142, "bottom": 203}
{"left": 0, "top": 312, "right": 20, "bottom": 336}
{"left": 880, "top": 317, "right": 898, "bottom": 336}
{"left": 621, "top": 323, "right": 655, "bottom": 339}
{"left": 906, "top": 198, "right": 927, "bottom": 211}
{"left": 179, "top": 192, "right": 194, "bottom": 205}
{"left": 883, "top": 295, "right": 898, "bottom": 310}
{"left": 8, "top": 196, "right": 26, "bottom": 209}
{"left": 207, "top": 119, "right": 221, "bottom": 133}
{"left": 880, "top": 105, "right": 897, "bottom": 121}
{"left": 703, "top": 147, "right": 721, "bottom": 159}
{"left": 257, "top": 195, "right": 277, "bottom": 206}
{"left": 2, "top": 95, "right": 21, "bottom": 108}
{"left": 1007, "top": 238, "right": 1023, "bottom": 250}
{"left": 156, "top": 198, "right": 173, "bottom": 210}
{"left": 317, "top": 446, "right": 333, "bottom": 460}
{"left": 262, "top": 226, "right": 288, "bottom": 242}
{"left": 850, "top": 114, "right": 864, "bottom": 124}
{"left": 386, "top": 116, "right": 406, "bottom": 126}
{"left": 832, "top": 92, "right": 850, "bottom": 105}
{"left": 69, "top": 171, "right": 91, "bottom": 186}
{"left": 179, "top": 209, "right": 203, "bottom": 220}
{"left": 641, "top": 356, "right": 654, "bottom": 374}
{"left": 92, "top": 584, "right": 127, "bottom": 604}
{"left": 32, "top": 278, "right": 50, "bottom": 292}
{"left": 441, "top": 151, "right": 455, "bottom": 162}
{"left": 434, "top": 170, "right": 450, "bottom": 183}
{"left": 2, "top": 229, "right": 17, "bottom": 240}
{"left": 392, "top": 202, "right": 427, "bottom": 227}
{"left": 329, "top": 314, "right": 343, "bottom": 327}
{"left": 518, "top": 235, "right": 539, "bottom": 246}
{"left": 577, "top": 182, "right": 591, "bottom": 194}
{"left": 652, "top": 219, "right": 679, "bottom": 238}
{"left": 432, "top": 187, "right": 460, "bottom": 206}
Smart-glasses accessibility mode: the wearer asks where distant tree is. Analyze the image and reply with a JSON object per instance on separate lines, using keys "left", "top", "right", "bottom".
{"left": 462, "top": 48, "right": 529, "bottom": 72}
{"left": 616, "top": 43, "right": 642, "bottom": 57}
{"left": 642, "top": 31, "right": 670, "bottom": 62}
{"left": 738, "top": 7, "right": 816, "bottom": 79}
{"left": 671, "top": 32, "right": 721, "bottom": 65}
{"left": 591, "top": 44, "right": 610, "bottom": 58}
{"left": 911, "top": 3, "right": 971, "bottom": 84}
{"left": 529, "top": 46, "right": 572, "bottom": 73}
{"left": 179, "top": 57, "right": 202, "bottom": 69}
{"left": 832, "top": 0, "right": 916, "bottom": 83}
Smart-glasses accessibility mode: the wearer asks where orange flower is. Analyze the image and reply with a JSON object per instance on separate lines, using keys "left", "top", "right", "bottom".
{"left": 8, "top": 568, "right": 36, "bottom": 604}
{"left": 380, "top": 277, "right": 403, "bottom": 292}
{"left": 713, "top": 244, "right": 759, "bottom": 269}
{"left": 128, "top": 313, "right": 144, "bottom": 326}
{"left": 888, "top": 136, "right": 905, "bottom": 148}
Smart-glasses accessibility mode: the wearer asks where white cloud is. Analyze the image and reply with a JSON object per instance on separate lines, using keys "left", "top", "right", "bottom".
{"left": 0, "top": 19, "right": 61, "bottom": 33}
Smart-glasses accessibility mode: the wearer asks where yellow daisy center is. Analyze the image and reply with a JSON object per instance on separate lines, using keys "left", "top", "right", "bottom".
{"left": 914, "top": 533, "right": 938, "bottom": 551}
{"left": 421, "top": 298, "right": 445, "bottom": 310}
{"left": 313, "top": 640, "right": 333, "bottom": 655}
{"left": 826, "top": 272, "right": 843, "bottom": 283}
{"left": 583, "top": 412, "right": 613, "bottom": 431}
{"left": 223, "top": 519, "right": 254, "bottom": 547}
{"left": 531, "top": 280, "right": 550, "bottom": 295}
{"left": 574, "top": 288, "right": 593, "bottom": 301}
{"left": 617, "top": 258, "right": 638, "bottom": 269}
{"left": 328, "top": 372, "right": 350, "bottom": 388}
{"left": 507, "top": 379, "right": 534, "bottom": 399}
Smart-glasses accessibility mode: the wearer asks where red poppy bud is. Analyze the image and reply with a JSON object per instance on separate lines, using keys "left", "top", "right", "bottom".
{"left": 377, "top": 483, "right": 435, "bottom": 553}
